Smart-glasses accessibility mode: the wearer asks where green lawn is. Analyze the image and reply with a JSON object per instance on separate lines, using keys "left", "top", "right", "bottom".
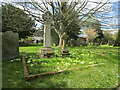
{"left": 2, "top": 45, "right": 119, "bottom": 88}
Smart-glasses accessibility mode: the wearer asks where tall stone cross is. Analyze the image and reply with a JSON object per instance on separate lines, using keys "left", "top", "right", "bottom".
{"left": 42, "top": 12, "right": 52, "bottom": 48}
{"left": 40, "top": 11, "right": 54, "bottom": 58}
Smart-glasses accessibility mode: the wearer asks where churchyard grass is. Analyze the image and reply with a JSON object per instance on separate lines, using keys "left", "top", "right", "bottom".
{"left": 2, "top": 45, "right": 119, "bottom": 88}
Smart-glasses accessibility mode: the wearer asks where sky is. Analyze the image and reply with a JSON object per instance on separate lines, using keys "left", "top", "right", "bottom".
{"left": 1, "top": 0, "right": 119, "bottom": 31}
{"left": 99, "top": 1, "right": 119, "bottom": 31}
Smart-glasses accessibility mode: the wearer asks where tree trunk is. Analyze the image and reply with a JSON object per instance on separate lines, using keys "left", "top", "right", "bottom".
{"left": 62, "top": 39, "right": 66, "bottom": 50}
{"left": 58, "top": 35, "right": 63, "bottom": 47}
{"left": 58, "top": 22, "right": 64, "bottom": 47}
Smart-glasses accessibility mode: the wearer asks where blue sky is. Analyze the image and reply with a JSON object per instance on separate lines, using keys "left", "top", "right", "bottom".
{"left": 99, "top": 1, "right": 119, "bottom": 31}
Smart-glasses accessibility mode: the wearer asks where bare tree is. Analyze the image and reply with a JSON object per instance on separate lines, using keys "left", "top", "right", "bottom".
{"left": 84, "top": 28, "right": 98, "bottom": 44}
{"left": 7, "top": 0, "right": 109, "bottom": 49}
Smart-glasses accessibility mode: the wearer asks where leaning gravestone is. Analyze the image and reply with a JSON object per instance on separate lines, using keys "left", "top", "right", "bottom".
{"left": 2, "top": 31, "right": 19, "bottom": 61}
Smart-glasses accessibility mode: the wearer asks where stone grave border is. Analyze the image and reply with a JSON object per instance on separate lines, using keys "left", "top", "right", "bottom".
{"left": 22, "top": 55, "right": 105, "bottom": 81}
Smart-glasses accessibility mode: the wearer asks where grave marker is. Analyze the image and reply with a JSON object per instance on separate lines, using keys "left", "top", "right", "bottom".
{"left": 40, "top": 11, "right": 54, "bottom": 58}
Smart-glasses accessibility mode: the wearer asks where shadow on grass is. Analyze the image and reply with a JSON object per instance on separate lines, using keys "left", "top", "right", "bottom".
{"left": 19, "top": 43, "right": 43, "bottom": 47}
{"left": 2, "top": 53, "right": 69, "bottom": 88}
{"left": 20, "top": 52, "right": 72, "bottom": 59}
{"left": 85, "top": 47, "right": 120, "bottom": 50}
{"left": 28, "top": 75, "right": 68, "bottom": 88}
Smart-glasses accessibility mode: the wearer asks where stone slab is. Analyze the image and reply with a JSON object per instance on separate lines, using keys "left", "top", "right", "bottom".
{"left": 40, "top": 48, "right": 54, "bottom": 58}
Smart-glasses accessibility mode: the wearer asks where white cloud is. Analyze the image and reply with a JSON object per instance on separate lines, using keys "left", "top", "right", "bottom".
{"left": 1, "top": 0, "right": 28, "bottom": 2}
{"left": 14, "top": 4, "right": 24, "bottom": 9}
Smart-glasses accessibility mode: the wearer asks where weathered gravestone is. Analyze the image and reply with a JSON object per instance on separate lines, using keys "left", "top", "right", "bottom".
{"left": 40, "top": 11, "right": 54, "bottom": 58}
{"left": 68, "top": 37, "right": 88, "bottom": 46}
{"left": 2, "top": 31, "right": 19, "bottom": 61}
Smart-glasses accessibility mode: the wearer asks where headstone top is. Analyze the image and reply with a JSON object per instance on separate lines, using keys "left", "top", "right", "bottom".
{"left": 42, "top": 11, "right": 52, "bottom": 22}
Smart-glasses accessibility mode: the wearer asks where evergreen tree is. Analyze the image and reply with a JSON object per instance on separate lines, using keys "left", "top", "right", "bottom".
{"left": 2, "top": 4, "right": 35, "bottom": 39}
{"left": 114, "top": 30, "right": 120, "bottom": 46}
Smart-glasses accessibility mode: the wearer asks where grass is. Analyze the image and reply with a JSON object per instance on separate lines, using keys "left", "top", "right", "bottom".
{"left": 2, "top": 45, "right": 119, "bottom": 88}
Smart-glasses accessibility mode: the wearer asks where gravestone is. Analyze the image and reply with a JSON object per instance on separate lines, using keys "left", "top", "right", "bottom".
{"left": 2, "top": 31, "right": 19, "bottom": 61}
{"left": 40, "top": 11, "right": 54, "bottom": 58}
